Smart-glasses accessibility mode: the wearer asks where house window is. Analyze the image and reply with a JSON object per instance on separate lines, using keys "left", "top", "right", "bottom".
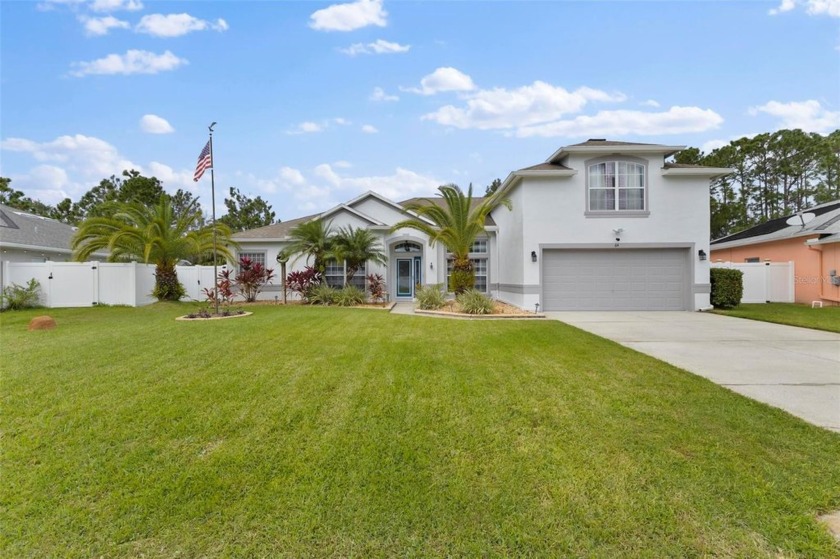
{"left": 588, "top": 161, "right": 645, "bottom": 211}
{"left": 238, "top": 251, "right": 266, "bottom": 270}
{"left": 325, "top": 260, "right": 367, "bottom": 289}
{"left": 325, "top": 260, "right": 344, "bottom": 288}
{"left": 470, "top": 239, "right": 488, "bottom": 254}
{"left": 349, "top": 262, "right": 366, "bottom": 291}
{"left": 745, "top": 257, "right": 760, "bottom": 263}
{"left": 446, "top": 258, "right": 488, "bottom": 293}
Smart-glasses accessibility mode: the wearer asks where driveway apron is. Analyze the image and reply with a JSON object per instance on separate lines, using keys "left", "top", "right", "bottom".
{"left": 545, "top": 311, "right": 840, "bottom": 433}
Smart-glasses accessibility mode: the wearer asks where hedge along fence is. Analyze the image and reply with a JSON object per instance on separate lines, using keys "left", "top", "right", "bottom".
{"left": 710, "top": 268, "right": 744, "bottom": 309}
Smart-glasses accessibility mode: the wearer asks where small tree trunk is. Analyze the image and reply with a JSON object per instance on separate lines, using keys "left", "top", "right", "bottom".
{"left": 153, "top": 263, "right": 184, "bottom": 301}
{"left": 451, "top": 257, "right": 474, "bottom": 295}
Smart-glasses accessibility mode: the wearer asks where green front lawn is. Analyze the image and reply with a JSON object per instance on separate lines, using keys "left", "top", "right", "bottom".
{"left": 2, "top": 304, "right": 839, "bottom": 557}
{"left": 714, "top": 302, "right": 840, "bottom": 333}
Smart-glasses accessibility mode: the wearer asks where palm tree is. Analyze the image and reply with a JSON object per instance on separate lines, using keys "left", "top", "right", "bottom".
{"left": 392, "top": 184, "right": 511, "bottom": 294}
{"left": 286, "top": 218, "right": 333, "bottom": 274}
{"left": 330, "top": 225, "right": 387, "bottom": 283}
{"left": 71, "top": 195, "right": 236, "bottom": 301}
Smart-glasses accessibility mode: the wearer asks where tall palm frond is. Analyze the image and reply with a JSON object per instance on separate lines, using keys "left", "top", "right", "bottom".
{"left": 392, "top": 184, "right": 510, "bottom": 292}
{"left": 286, "top": 218, "right": 333, "bottom": 274}
{"left": 71, "top": 195, "right": 236, "bottom": 300}
{"left": 330, "top": 225, "right": 387, "bottom": 282}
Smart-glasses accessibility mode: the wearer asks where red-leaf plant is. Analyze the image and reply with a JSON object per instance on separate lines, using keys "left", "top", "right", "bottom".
{"left": 286, "top": 266, "right": 322, "bottom": 302}
{"left": 366, "top": 273, "right": 386, "bottom": 303}
{"left": 236, "top": 256, "right": 276, "bottom": 303}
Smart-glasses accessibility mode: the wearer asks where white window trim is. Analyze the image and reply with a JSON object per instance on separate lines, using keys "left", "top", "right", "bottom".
{"left": 584, "top": 155, "right": 650, "bottom": 218}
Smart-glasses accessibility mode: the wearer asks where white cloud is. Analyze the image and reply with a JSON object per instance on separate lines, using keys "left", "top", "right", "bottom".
{"left": 700, "top": 139, "right": 729, "bottom": 154}
{"left": 423, "top": 82, "right": 626, "bottom": 130}
{"left": 146, "top": 162, "right": 197, "bottom": 193}
{"left": 37, "top": 0, "right": 85, "bottom": 12}
{"left": 139, "top": 114, "right": 175, "bottom": 134}
{"left": 405, "top": 67, "right": 475, "bottom": 95}
{"left": 769, "top": 0, "right": 797, "bottom": 14}
{"left": 641, "top": 99, "right": 661, "bottom": 108}
{"left": 89, "top": 0, "right": 143, "bottom": 12}
{"left": 287, "top": 121, "right": 325, "bottom": 135}
{"left": 333, "top": 117, "right": 351, "bottom": 126}
{"left": 769, "top": 0, "right": 840, "bottom": 16}
{"left": 361, "top": 124, "right": 379, "bottom": 134}
{"left": 370, "top": 86, "right": 398, "bottom": 102}
{"left": 280, "top": 166, "right": 306, "bottom": 185}
{"left": 235, "top": 163, "right": 442, "bottom": 217}
{"left": 1, "top": 134, "right": 140, "bottom": 202}
{"left": 309, "top": 0, "right": 387, "bottom": 31}
{"left": 69, "top": 49, "right": 187, "bottom": 77}
{"left": 749, "top": 99, "right": 840, "bottom": 133}
{"left": 136, "top": 13, "right": 229, "bottom": 37}
{"left": 339, "top": 39, "right": 410, "bottom": 56}
{"left": 514, "top": 106, "right": 724, "bottom": 138}
{"left": 78, "top": 15, "right": 129, "bottom": 36}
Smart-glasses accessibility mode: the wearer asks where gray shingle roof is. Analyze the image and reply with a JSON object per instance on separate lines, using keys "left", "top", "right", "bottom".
{"left": 0, "top": 204, "right": 80, "bottom": 252}
{"left": 566, "top": 139, "right": 665, "bottom": 147}
{"left": 517, "top": 162, "right": 573, "bottom": 172}
{"left": 232, "top": 214, "right": 314, "bottom": 240}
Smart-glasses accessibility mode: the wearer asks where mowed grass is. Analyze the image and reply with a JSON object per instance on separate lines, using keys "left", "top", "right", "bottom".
{"left": 2, "top": 304, "right": 840, "bottom": 558}
{"left": 714, "top": 302, "right": 840, "bottom": 333}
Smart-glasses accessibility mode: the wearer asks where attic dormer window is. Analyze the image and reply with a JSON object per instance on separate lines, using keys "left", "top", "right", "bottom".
{"left": 587, "top": 160, "right": 645, "bottom": 212}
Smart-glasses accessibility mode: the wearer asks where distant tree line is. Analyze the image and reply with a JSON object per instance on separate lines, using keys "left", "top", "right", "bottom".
{"left": 674, "top": 129, "right": 840, "bottom": 239}
{"left": 0, "top": 171, "right": 276, "bottom": 233}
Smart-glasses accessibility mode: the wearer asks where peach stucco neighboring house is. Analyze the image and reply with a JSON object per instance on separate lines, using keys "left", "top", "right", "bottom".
{"left": 710, "top": 200, "right": 840, "bottom": 305}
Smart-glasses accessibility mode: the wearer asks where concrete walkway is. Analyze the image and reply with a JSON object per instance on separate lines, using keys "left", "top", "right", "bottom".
{"left": 545, "top": 311, "right": 840, "bottom": 433}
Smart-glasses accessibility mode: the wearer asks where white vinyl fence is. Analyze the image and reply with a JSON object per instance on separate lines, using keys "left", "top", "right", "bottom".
{"left": 1, "top": 261, "right": 228, "bottom": 308}
{"left": 711, "top": 261, "right": 795, "bottom": 304}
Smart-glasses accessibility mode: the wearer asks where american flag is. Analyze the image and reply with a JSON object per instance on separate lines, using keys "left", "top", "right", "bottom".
{"left": 193, "top": 140, "right": 212, "bottom": 182}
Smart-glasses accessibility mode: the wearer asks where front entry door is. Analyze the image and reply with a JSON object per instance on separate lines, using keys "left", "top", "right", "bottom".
{"left": 397, "top": 258, "right": 413, "bottom": 297}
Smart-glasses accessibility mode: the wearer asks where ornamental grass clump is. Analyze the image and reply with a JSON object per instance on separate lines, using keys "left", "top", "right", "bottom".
{"left": 415, "top": 284, "right": 446, "bottom": 310}
{"left": 457, "top": 289, "right": 495, "bottom": 315}
{"left": 309, "top": 284, "right": 337, "bottom": 306}
{"left": 335, "top": 286, "right": 366, "bottom": 307}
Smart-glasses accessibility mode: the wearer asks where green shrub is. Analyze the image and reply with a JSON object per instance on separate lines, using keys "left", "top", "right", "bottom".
{"left": 457, "top": 289, "right": 495, "bottom": 315}
{"left": 710, "top": 268, "right": 744, "bottom": 309}
{"left": 415, "top": 284, "right": 446, "bottom": 310}
{"left": 1, "top": 278, "right": 42, "bottom": 311}
{"left": 335, "top": 286, "right": 366, "bottom": 307}
{"left": 309, "top": 284, "right": 337, "bottom": 306}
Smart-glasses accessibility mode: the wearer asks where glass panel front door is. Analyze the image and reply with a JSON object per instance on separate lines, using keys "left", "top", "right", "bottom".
{"left": 397, "top": 258, "right": 412, "bottom": 297}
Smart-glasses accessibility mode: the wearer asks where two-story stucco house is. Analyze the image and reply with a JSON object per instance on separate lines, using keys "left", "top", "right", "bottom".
{"left": 233, "top": 139, "right": 731, "bottom": 311}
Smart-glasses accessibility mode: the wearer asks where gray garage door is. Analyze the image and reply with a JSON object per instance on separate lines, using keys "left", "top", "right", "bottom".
{"left": 542, "top": 249, "right": 689, "bottom": 311}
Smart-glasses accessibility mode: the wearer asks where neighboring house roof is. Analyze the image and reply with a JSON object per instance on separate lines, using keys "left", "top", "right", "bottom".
{"left": 0, "top": 203, "right": 82, "bottom": 255}
{"left": 711, "top": 200, "right": 840, "bottom": 249}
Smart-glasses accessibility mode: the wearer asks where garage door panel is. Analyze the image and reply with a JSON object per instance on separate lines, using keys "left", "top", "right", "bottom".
{"left": 542, "top": 249, "right": 688, "bottom": 311}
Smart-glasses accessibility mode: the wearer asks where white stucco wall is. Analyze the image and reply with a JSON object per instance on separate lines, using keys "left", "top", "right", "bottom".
{"left": 494, "top": 152, "right": 711, "bottom": 310}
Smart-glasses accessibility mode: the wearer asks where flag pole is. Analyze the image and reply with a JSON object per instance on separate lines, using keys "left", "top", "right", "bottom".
{"left": 208, "top": 121, "right": 219, "bottom": 316}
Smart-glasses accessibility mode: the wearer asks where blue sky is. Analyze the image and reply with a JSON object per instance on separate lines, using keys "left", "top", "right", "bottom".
{"left": 1, "top": 0, "right": 838, "bottom": 221}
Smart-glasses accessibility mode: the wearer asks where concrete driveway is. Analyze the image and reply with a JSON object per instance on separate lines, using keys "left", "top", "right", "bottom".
{"left": 546, "top": 312, "right": 840, "bottom": 433}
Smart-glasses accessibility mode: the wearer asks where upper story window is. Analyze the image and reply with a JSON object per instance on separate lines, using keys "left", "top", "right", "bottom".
{"left": 588, "top": 161, "right": 645, "bottom": 212}
{"left": 470, "top": 239, "right": 487, "bottom": 254}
